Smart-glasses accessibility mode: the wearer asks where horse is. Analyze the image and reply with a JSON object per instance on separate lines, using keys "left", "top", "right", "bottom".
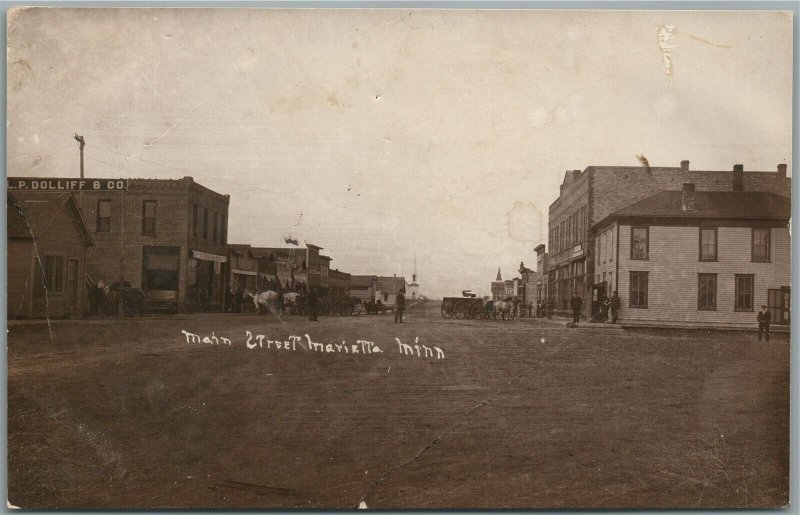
{"left": 283, "top": 292, "right": 304, "bottom": 315}
{"left": 244, "top": 289, "right": 280, "bottom": 315}
{"left": 493, "top": 300, "right": 515, "bottom": 321}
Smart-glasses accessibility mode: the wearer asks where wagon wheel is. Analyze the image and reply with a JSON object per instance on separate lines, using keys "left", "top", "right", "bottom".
{"left": 352, "top": 302, "right": 363, "bottom": 316}
{"left": 441, "top": 303, "right": 453, "bottom": 319}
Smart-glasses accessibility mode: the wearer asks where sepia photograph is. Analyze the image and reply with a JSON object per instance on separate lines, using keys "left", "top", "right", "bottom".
{"left": 5, "top": 6, "right": 793, "bottom": 509}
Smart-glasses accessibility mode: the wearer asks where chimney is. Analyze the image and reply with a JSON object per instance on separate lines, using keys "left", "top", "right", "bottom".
{"left": 778, "top": 163, "right": 787, "bottom": 178}
{"left": 682, "top": 183, "right": 695, "bottom": 212}
{"left": 573, "top": 169, "right": 581, "bottom": 181}
{"left": 732, "top": 164, "right": 744, "bottom": 191}
{"left": 680, "top": 160, "right": 690, "bottom": 171}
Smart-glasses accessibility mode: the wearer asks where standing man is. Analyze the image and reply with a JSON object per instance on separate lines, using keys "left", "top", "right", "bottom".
{"left": 609, "top": 291, "right": 621, "bottom": 324}
{"left": 570, "top": 291, "right": 583, "bottom": 324}
{"left": 757, "top": 305, "right": 771, "bottom": 342}
{"left": 395, "top": 288, "right": 406, "bottom": 323}
{"left": 600, "top": 293, "right": 611, "bottom": 323}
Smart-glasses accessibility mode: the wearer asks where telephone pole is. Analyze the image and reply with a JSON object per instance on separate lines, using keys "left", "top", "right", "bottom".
{"left": 74, "top": 134, "right": 85, "bottom": 178}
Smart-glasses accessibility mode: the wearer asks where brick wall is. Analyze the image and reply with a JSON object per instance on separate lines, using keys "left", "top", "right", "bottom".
{"left": 616, "top": 224, "right": 790, "bottom": 328}
{"left": 80, "top": 177, "right": 230, "bottom": 309}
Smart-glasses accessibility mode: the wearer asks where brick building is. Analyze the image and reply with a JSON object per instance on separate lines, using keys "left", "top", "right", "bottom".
{"left": 593, "top": 185, "right": 791, "bottom": 328}
{"left": 78, "top": 176, "right": 230, "bottom": 312}
{"left": 547, "top": 161, "right": 791, "bottom": 320}
{"left": 7, "top": 191, "right": 95, "bottom": 318}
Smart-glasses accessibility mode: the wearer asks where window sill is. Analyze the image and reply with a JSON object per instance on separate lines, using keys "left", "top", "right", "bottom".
{"left": 628, "top": 306, "right": 648, "bottom": 309}
{"left": 735, "top": 308, "right": 755, "bottom": 312}
{"left": 698, "top": 308, "right": 717, "bottom": 311}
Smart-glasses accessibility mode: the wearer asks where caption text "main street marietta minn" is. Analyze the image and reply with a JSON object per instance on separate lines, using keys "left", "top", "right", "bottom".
{"left": 181, "top": 330, "right": 446, "bottom": 360}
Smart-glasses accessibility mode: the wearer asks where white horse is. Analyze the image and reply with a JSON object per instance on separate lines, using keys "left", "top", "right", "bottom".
{"left": 282, "top": 292, "right": 304, "bottom": 315}
{"left": 244, "top": 289, "right": 280, "bottom": 315}
{"left": 493, "top": 300, "right": 515, "bottom": 321}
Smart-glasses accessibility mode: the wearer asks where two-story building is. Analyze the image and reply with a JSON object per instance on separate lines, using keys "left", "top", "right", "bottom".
{"left": 593, "top": 184, "right": 791, "bottom": 328}
{"left": 547, "top": 161, "right": 791, "bottom": 320}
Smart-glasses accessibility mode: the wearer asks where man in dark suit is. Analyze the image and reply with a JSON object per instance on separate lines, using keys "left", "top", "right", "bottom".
{"left": 395, "top": 288, "right": 406, "bottom": 323}
{"left": 570, "top": 291, "right": 583, "bottom": 324}
{"left": 757, "top": 305, "right": 771, "bottom": 342}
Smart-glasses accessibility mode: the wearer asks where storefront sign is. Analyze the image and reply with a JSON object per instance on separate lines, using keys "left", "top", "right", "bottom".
{"left": 7, "top": 177, "right": 128, "bottom": 191}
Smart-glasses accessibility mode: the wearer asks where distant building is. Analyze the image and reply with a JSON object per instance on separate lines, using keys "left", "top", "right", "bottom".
{"left": 375, "top": 275, "right": 407, "bottom": 307}
{"left": 329, "top": 269, "right": 351, "bottom": 298}
{"left": 534, "top": 244, "right": 548, "bottom": 307}
{"left": 227, "top": 244, "right": 259, "bottom": 295}
{"left": 593, "top": 185, "right": 790, "bottom": 328}
{"left": 491, "top": 268, "right": 505, "bottom": 300}
{"left": 251, "top": 244, "right": 324, "bottom": 292}
{"left": 548, "top": 161, "right": 791, "bottom": 320}
{"left": 7, "top": 191, "right": 95, "bottom": 318}
{"left": 350, "top": 275, "right": 377, "bottom": 302}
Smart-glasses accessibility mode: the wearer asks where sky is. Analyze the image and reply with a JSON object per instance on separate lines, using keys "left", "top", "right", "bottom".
{"left": 6, "top": 8, "right": 793, "bottom": 299}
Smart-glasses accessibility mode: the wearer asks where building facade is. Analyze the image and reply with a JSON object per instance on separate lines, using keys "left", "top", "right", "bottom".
{"left": 349, "top": 275, "right": 377, "bottom": 302}
{"left": 547, "top": 161, "right": 791, "bottom": 320}
{"left": 8, "top": 192, "right": 95, "bottom": 319}
{"left": 593, "top": 185, "right": 791, "bottom": 328}
{"left": 78, "top": 176, "right": 230, "bottom": 312}
{"left": 329, "top": 269, "right": 351, "bottom": 298}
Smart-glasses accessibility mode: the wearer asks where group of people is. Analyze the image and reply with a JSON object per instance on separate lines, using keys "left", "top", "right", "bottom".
{"left": 569, "top": 290, "right": 621, "bottom": 325}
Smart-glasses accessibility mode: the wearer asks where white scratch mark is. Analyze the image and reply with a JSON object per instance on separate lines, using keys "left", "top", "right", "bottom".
{"left": 657, "top": 25, "right": 677, "bottom": 76}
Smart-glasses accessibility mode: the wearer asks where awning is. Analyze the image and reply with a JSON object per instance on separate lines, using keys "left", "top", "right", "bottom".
{"left": 233, "top": 269, "right": 257, "bottom": 276}
{"left": 192, "top": 250, "right": 227, "bottom": 263}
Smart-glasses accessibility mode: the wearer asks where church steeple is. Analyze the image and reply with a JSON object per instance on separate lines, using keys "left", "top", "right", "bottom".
{"left": 496, "top": 267, "right": 502, "bottom": 281}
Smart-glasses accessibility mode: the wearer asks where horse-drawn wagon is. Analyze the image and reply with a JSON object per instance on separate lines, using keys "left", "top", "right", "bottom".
{"left": 440, "top": 297, "right": 488, "bottom": 319}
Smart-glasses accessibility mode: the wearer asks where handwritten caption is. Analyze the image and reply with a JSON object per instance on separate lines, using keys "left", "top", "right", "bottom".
{"left": 180, "top": 331, "right": 445, "bottom": 360}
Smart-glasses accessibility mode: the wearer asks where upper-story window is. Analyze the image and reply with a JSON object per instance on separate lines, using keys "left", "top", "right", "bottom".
{"left": 699, "top": 227, "right": 717, "bottom": 261}
{"left": 96, "top": 200, "right": 111, "bottom": 233}
{"left": 752, "top": 228, "right": 770, "bottom": 262}
{"left": 203, "top": 208, "right": 209, "bottom": 240}
{"left": 192, "top": 203, "right": 198, "bottom": 237}
{"left": 142, "top": 200, "right": 156, "bottom": 235}
{"left": 213, "top": 212, "right": 219, "bottom": 242}
{"left": 221, "top": 214, "right": 227, "bottom": 244}
{"left": 630, "top": 227, "right": 649, "bottom": 260}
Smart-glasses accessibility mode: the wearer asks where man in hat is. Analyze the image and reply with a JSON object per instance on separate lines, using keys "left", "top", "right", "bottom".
{"left": 395, "top": 287, "right": 406, "bottom": 323}
{"left": 570, "top": 291, "right": 583, "bottom": 324}
{"left": 757, "top": 304, "right": 771, "bottom": 342}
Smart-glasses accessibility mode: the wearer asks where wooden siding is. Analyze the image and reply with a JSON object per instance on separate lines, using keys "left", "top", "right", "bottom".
{"left": 616, "top": 224, "right": 790, "bottom": 327}
{"left": 7, "top": 240, "right": 33, "bottom": 318}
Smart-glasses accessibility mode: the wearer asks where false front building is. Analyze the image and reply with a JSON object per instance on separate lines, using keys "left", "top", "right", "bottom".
{"left": 593, "top": 184, "right": 791, "bottom": 328}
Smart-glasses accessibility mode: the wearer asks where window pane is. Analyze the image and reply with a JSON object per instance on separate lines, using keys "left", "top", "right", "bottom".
{"left": 98, "top": 200, "right": 110, "bottom": 217}
{"left": 753, "top": 229, "right": 770, "bottom": 261}
{"left": 698, "top": 275, "right": 716, "bottom": 310}
{"left": 630, "top": 272, "right": 648, "bottom": 308}
{"left": 736, "top": 276, "right": 754, "bottom": 311}
{"left": 700, "top": 228, "right": 716, "bottom": 260}
{"left": 631, "top": 228, "right": 648, "bottom": 260}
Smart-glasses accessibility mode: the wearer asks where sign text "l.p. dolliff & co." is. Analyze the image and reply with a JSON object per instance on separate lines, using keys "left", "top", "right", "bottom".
{"left": 7, "top": 177, "right": 129, "bottom": 191}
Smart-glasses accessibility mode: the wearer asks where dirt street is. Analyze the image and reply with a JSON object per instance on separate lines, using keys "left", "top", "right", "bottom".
{"left": 7, "top": 301, "right": 789, "bottom": 509}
